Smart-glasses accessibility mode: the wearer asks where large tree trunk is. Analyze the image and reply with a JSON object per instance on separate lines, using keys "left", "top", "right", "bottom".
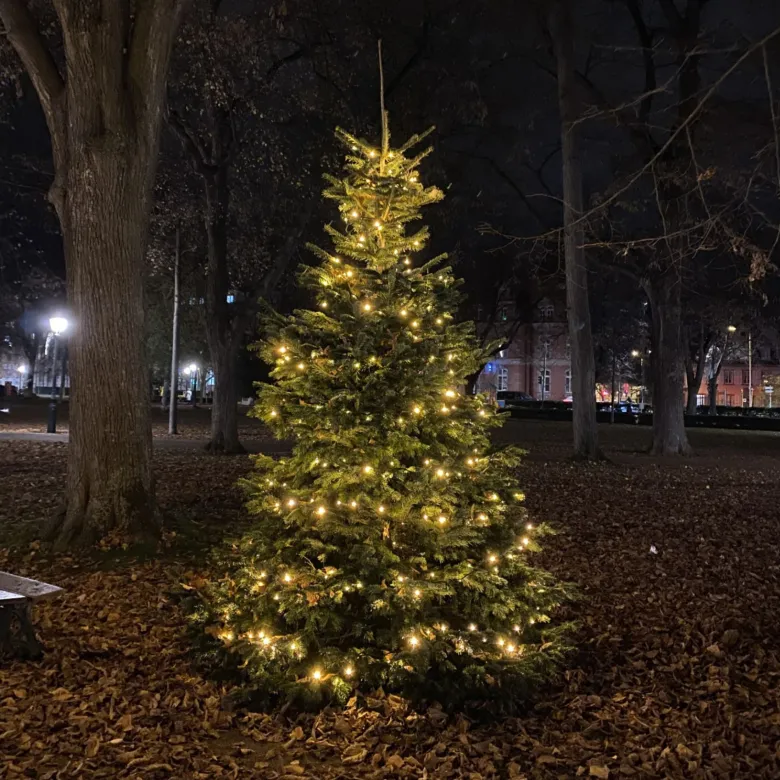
{"left": 53, "top": 158, "right": 157, "bottom": 545}
{"left": 0, "top": 0, "right": 189, "bottom": 546}
{"left": 204, "top": 165, "right": 244, "bottom": 453}
{"left": 647, "top": 274, "right": 691, "bottom": 455}
{"left": 550, "top": 0, "right": 600, "bottom": 459}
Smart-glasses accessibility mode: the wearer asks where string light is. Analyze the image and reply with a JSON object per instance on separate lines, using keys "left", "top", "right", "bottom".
{"left": 283, "top": 573, "right": 292, "bottom": 582}
{"left": 468, "top": 623, "right": 477, "bottom": 632}
{"left": 400, "top": 309, "right": 408, "bottom": 317}
{"left": 270, "top": 410, "right": 278, "bottom": 417}
{"left": 363, "top": 465, "right": 373, "bottom": 474}
{"left": 297, "top": 362, "right": 305, "bottom": 370}
{"left": 413, "top": 588, "right": 422, "bottom": 598}
{"left": 378, "top": 505, "right": 386, "bottom": 513}
{"left": 316, "top": 506, "right": 327, "bottom": 516}
{"left": 408, "top": 635, "right": 420, "bottom": 647}
{"left": 312, "top": 668, "right": 323, "bottom": 680}
{"left": 437, "top": 515, "right": 447, "bottom": 524}
{"left": 362, "top": 302, "right": 372, "bottom": 312}
{"left": 444, "top": 390, "right": 456, "bottom": 398}
{"left": 413, "top": 406, "right": 422, "bottom": 415}
{"left": 287, "top": 498, "right": 297, "bottom": 508}
{"left": 343, "top": 665, "right": 354, "bottom": 678}
{"left": 346, "top": 269, "right": 354, "bottom": 278}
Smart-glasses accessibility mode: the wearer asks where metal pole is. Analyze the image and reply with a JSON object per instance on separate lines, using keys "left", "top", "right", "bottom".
{"left": 610, "top": 348, "right": 616, "bottom": 424}
{"left": 748, "top": 330, "right": 753, "bottom": 408}
{"left": 168, "top": 224, "right": 180, "bottom": 435}
{"left": 47, "top": 336, "right": 59, "bottom": 433}
{"left": 640, "top": 357, "right": 645, "bottom": 409}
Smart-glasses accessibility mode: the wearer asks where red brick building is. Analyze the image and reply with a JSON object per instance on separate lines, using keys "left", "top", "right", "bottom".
{"left": 475, "top": 300, "right": 572, "bottom": 400}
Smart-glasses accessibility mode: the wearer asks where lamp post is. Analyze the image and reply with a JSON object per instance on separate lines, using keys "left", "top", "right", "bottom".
{"left": 631, "top": 350, "right": 645, "bottom": 409}
{"left": 16, "top": 365, "right": 26, "bottom": 396}
{"left": 185, "top": 363, "right": 198, "bottom": 406}
{"left": 47, "top": 316, "right": 68, "bottom": 433}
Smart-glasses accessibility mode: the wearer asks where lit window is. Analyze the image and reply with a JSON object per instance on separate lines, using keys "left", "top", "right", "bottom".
{"left": 226, "top": 293, "right": 235, "bottom": 304}
{"left": 564, "top": 369, "right": 571, "bottom": 395}
{"left": 497, "top": 367, "right": 509, "bottom": 392}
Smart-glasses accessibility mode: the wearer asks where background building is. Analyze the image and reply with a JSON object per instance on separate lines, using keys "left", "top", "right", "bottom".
{"left": 475, "top": 299, "right": 572, "bottom": 400}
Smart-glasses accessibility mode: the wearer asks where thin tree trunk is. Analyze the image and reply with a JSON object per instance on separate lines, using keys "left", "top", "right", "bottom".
{"left": 169, "top": 224, "right": 180, "bottom": 434}
{"left": 550, "top": 0, "right": 600, "bottom": 459}
{"left": 708, "top": 373, "right": 718, "bottom": 415}
{"left": 647, "top": 274, "right": 691, "bottom": 455}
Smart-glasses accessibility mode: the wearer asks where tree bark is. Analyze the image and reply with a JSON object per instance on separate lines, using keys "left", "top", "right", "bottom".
{"left": 646, "top": 273, "right": 691, "bottom": 455}
{"left": 203, "top": 161, "right": 245, "bottom": 453}
{"left": 0, "top": 0, "right": 189, "bottom": 546}
{"left": 550, "top": 0, "right": 600, "bottom": 459}
{"left": 708, "top": 373, "right": 718, "bottom": 415}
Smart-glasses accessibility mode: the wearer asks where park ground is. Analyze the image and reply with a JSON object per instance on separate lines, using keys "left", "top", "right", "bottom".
{"left": 2, "top": 419, "right": 780, "bottom": 778}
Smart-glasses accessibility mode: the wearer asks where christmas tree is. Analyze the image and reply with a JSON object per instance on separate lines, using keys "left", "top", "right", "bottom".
{"left": 201, "top": 121, "right": 571, "bottom": 708}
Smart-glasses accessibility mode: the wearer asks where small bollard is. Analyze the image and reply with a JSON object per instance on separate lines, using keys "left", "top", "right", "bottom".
{"left": 47, "top": 400, "right": 58, "bottom": 433}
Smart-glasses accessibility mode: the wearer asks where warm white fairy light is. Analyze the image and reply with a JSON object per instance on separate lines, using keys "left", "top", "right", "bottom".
{"left": 521, "top": 537, "right": 530, "bottom": 546}
{"left": 444, "top": 389, "right": 456, "bottom": 398}
{"left": 400, "top": 308, "right": 408, "bottom": 317}
{"left": 436, "top": 468, "right": 445, "bottom": 478}
{"left": 413, "top": 406, "right": 422, "bottom": 415}
{"left": 408, "top": 635, "right": 420, "bottom": 647}
{"left": 526, "top": 523, "right": 534, "bottom": 530}
{"left": 411, "top": 320, "right": 420, "bottom": 328}
{"left": 363, "top": 465, "right": 373, "bottom": 474}
{"left": 312, "top": 668, "right": 322, "bottom": 680}
{"left": 283, "top": 573, "right": 292, "bottom": 582}
{"left": 438, "top": 515, "right": 447, "bottom": 524}
{"left": 513, "top": 624, "right": 521, "bottom": 632}
{"left": 358, "top": 235, "right": 366, "bottom": 243}
{"left": 316, "top": 506, "right": 327, "bottom": 516}
{"left": 362, "top": 302, "right": 372, "bottom": 312}
{"left": 297, "top": 362, "right": 305, "bottom": 370}
{"left": 346, "top": 269, "right": 354, "bottom": 278}
{"left": 413, "top": 588, "right": 422, "bottom": 598}
{"left": 350, "top": 500, "right": 357, "bottom": 508}
{"left": 468, "top": 623, "right": 477, "bottom": 632}
{"left": 278, "top": 346, "right": 287, "bottom": 354}
{"left": 378, "top": 505, "right": 386, "bottom": 514}
{"left": 488, "top": 554, "right": 498, "bottom": 563}
{"left": 343, "top": 665, "right": 354, "bottom": 678}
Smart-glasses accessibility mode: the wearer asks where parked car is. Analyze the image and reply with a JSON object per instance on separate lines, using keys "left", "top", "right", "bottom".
{"left": 496, "top": 390, "right": 534, "bottom": 408}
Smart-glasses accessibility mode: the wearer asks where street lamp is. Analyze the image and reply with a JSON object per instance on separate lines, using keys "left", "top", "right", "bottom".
{"left": 631, "top": 350, "right": 645, "bottom": 409}
{"left": 47, "top": 316, "right": 68, "bottom": 433}
{"left": 16, "top": 365, "right": 26, "bottom": 395}
{"left": 186, "top": 362, "right": 198, "bottom": 405}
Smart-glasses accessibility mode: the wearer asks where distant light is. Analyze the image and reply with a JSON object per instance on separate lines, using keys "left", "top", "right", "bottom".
{"left": 189, "top": 363, "right": 197, "bottom": 372}
{"left": 17, "top": 365, "right": 26, "bottom": 374}
{"left": 727, "top": 325, "right": 737, "bottom": 333}
{"left": 631, "top": 350, "right": 640, "bottom": 357}
{"left": 49, "top": 316, "right": 68, "bottom": 335}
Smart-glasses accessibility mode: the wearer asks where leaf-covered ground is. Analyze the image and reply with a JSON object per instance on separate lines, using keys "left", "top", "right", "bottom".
{"left": 2, "top": 422, "right": 780, "bottom": 778}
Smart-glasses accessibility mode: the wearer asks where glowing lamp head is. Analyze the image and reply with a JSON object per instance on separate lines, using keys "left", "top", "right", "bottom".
{"left": 49, "top": 316, "right": 68, "bottom": 335}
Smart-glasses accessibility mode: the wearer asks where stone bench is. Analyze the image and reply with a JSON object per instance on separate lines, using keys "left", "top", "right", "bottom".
{"left": 0, "top": 571, "right": 63, "bottom": 659}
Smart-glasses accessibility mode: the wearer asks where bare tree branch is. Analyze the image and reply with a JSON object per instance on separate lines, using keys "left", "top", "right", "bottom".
{"left": 0, "top": 0, "right": 65, "bottom": 139}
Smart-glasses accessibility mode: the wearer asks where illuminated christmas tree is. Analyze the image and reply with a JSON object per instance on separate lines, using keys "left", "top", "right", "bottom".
{"left": 202, "top": 121, "right": 571, "bottom": 708}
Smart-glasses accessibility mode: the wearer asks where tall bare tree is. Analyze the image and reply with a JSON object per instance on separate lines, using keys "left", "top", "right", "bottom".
{"left": 549, "top": 0, "right": 600, "bottom": 458}
{"left": 0, "top": 0, "right": 189, "bottom": 546}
